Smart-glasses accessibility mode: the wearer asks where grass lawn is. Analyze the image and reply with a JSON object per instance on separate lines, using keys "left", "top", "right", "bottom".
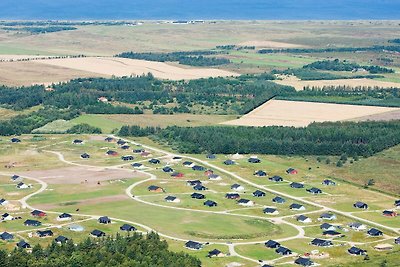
{"left": 235, "top": 243, "right": 281, "bottom": 261}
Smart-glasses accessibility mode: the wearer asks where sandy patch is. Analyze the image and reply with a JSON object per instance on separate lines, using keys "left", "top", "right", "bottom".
{"left": 274, "top": 76, "right": 400, "bottom": 91}
{"left": 222, "top": 99, "right": 399, "bottom": 127}
{"left": 19, "top": 166, "right": 144, "bottom": 184}
{"left": 349, "top": 109, "right": 400, "bottom": 122}
{"left": 238, "top": 40, "right": 304, "bottom": 48}
{"left": 36, "top": 57, "right": 238, "bottom": 80}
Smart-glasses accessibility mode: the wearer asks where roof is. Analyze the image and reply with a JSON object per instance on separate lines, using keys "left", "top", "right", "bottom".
{"left": 163, "top": 166, "right": 174, "bottom": 172}
{"left": 253, "top": 190, "right": 266, "bottom": 196}
{"left": 226, "top": 193, "right": 240, "bottom": 199}
{"left": 149, "top": 158, "right": 160, "bottom": 163}
{"left": 311, "top": 238, "right": 333, "bottom": 247}
{"left": 148, "top": 185, "right": 162, "bottom": 191}
{"left": 120, "top": 224, "right": 136, "bottom": 231}
{"left": 290, "top": 182, "right": 304, "bottom": 188}
{"left": 265, "top": 240, "right": 280, "bottom": 248}
{"left": 295, "top": 257, "right": 314, "bottom": 266}
{"left": 348, "top": 246, "right": 366, "bottom": 255}
{"left": 37, "top": 230, "right": 53, "bottom": 237}
{"left": 17, "top": 240, "right": 30, "bottom": 248}
{"left": 323, "top": 179, "right": 336, "bottom": 185}
{"left": 368, "top": 228, "right": 383, "bottom": 236}
{"left": 224, "top": 159, "right": 235, "bottom": 165}
{"left": 191, "top": 193, "right": 205, "bottom": 199}
{"left": 307, "top": 187, "right": 322, "bottom": 194}
{"left": 269, "top": 175, "right": 283, "bottom": 182}
{"left": 24, "top": 219, "right": 41, "bottom": 226}
{"left": 354, "top": 201, "right": 368, "bottom": 208}
{"left": 58, "top": 213, "right": 72, "bottom": 218}
{"left": 320, "top": 223, "right": 335, "bottom": 230}
{"left": 276, "top": 246, "right": 292, "bottom": 255}
{"left": 185, "top": 240, "right": 203, "bottom": 249}
{"left": 349, "top": 222, "right": 364, "bottom": 228}
{"left": 91, "top": 229, "right": 106, "bottom": 237}
{"left": 254, "top": 170, "right": 267, "bottom": 176}
{"left": 320, "top": 213, "right": 336, "bottom": 219}
{"left": 206, "top": 154, "right": 216, "bottom": 159}
{"left": 192, "top": 165, "right": 205, "bottom": 170}
{"left": 208, "top": 249, "right": 222, "bottom": 257}
{"left": 248, "top": 158, "right": 261, "bottom": 163}
{"left": 238, "top": 199, "right": 251, "bottom": 204}
{"left": 193, "top": 184, "right": 207, "bottom": 191}
{"left": 98, "top": 216, "right": 111, "bottom": 223}
{"left": 323, "top": 230, "right": 341, "bottom": 236}
{"left": 290, "top": 203, "right": 304, "bottom": 209}
{"left": 231, "top": 183, "right": 242, "bottom": 189}
{"left": 183, "top": 161, "right": 193, "bottom": 165}
{"left": 0, "top": 232, "right": 13, "bottom": 240}
{"left": 204, "top": 200, "right": 217, "bottom": 207}
{"left": 263, "top": 207, "right": 277, "bottom": 214}
{"left": 272, "top": 196, "right": 285, "bottom": 203}
{"left": 297, "top": 215, "right": 310, "bottom": 221}
{"left": 55, "top": 235, "right": 69, "bottom": 243}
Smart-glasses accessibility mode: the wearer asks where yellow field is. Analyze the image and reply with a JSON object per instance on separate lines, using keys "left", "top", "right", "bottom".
{"left": 36, "top": 56, "right": 238, "bottom": 80}
{"left": 222, "top": 99, "right": 399, "bottom": 127}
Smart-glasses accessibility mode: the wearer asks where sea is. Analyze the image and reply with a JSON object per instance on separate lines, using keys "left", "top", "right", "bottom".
{"left": 0, "top": 0, "right": 399, "bottom": 20}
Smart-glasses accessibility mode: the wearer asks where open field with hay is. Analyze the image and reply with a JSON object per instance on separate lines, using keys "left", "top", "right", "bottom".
{"left": 222, "top": 99, "right": 399, "bottom": 127}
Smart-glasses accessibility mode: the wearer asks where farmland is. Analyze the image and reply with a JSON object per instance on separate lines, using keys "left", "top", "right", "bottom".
{"left": 222, "top": 99, "right": 399, "bottom": 127}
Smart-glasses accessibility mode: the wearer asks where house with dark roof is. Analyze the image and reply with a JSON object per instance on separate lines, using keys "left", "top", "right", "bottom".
{"left": 16, "top": 182, "right": 29, "bottom": 189}
{"left": 263, "top": 207, "right": 279, "bottom": 215}
{"left": 148, "top": 158, "right": 160, "bottom": 164}
{"left": 286, "top": 168, "right": 298, "bottom": 174}
{"left": 187, "top": 180, "right": 202, "bottom": 186}
{"left": 106, "top": 150, "right": 118, "bottom": 156}
{"left": 269, "top": 176, "right": 283, "bottom": 182}
{"left": 80, "top": 153, "right": 90, "bottom": 159}
{"left": 367, "top": 228, "right": 383, "bottom": 237}
{"left": 290, "top": 203, "right": 305, "bottom": 211}
{"left": 133, "top": 149, "right": 144, "bottom": 153}
{"left": 24, "top": 219, "right": 41, "bottom": 227}
{"left": 225, "top": 193, "right": 240, "bottom": 199}
{"left": 348, "top": 246, "right": 367, "bottom": 255}
{"left": 204, "top": 200, "right": 218, "bottom": 207}
{"left": 162, "top": 167, "right": 173, "bottom": 173}
{"left": 206, "top": 154, "right": 216, "bottom": 159}
{"left": 237, "top": 199, "right": 254, "bottom": 207}
{"left": 207, "top": 249, "right": 224, "bottom": 257}
{"left": 320, "top": 213, "right": 336, "bottom": 220}
{"left": 104, "top": 137, "right": 114, "bottom": 142}
{"left": 16, "top": 240, "right": 31, "bottom": 249}
{"left": 311, "top": 238, "right": 333, "bottom": 247}
{"left": 272, "top": 196, "right": 285, "bottom": 204}
{"left": 253, "top": 190, "right": 266, "bottom": 197}
{"left": 183, "top": 161, "right": 194, "bottom": 167}
{"left": 121, "top": 155, "right": 134, "bottom": 161}
{"left": 276, "top": 246, "right": 292, "bottom": 255}
{"left": 307, "top": 187, "right": 322, "bottom": 194}
{"left": 223, "top": 159, "right": 235, "bottom": 165}
{"left": 172, "top": 156, "right": 182, "bottom": 161}
{"left": 0, "top": 232, "right": 13, "bottom": 240}
{"left": 322, "top": 179, "right": 336, "bottom": 186}
{"left": 248, "top": 157, "right": 261, "bottom": 163}
{"left": 165, "top": 196, "right": 180, "bottom": 203}
{"left": 265, "top": 240, "right": 280, "bottom": 248}
{"left": 98, "top": 216, "right": 111, "bottom": 224}
{"left": 254, "top": 170, "right": 267, "bottom": 177}
{"left": 323, "top": 230, "right": 342, "bottom": 237}
{"left": 148, "top": 185, "right": 164, "bottom": 192}
{"left": 192, "top": 165, "right": 205, "bottom": 171}
{"left": 57, "top": 213, "right": 72, "bottom": 221}
{"left": 55, "top": 235, "right": 69, "bottom": 244}
{"left": 37, "top": 230, "right": 54, "bottom": 238}
{"left": 120, "top": 224, "right": 136, "bottom": 232}
{"left": 395, "top": 237, "right": 400, "bottom": 244}
{"left": 91, "top": 229, "right": 106, "bottom": 238}
{"left": 297, "top": 215, "right": 312, "bottom": 223}
{"left": 11, "top": 174, "right": 22, "bottom": 182}
{"left": 31, "top": 210, "right": 46, "bottom": 217}
{"left": 231, "top": 184, "right": 244, "bottom": 191}
{"left": 353, "top": 201, "right": 368, "bottom": 209}
{"left": 348, "top": 222, "right": 367, "bottom": 231}
{"left": 117, "top": 139, "right": 126, "bottom": 145}
{"left": 120, "top": 145, "right": 130, "bottom": 150}
{"left": 290, "top": 182, "right": 304, "bottom": 189}
{"left": 11, "top": 138, "right": 21, "bottom": 143}
{"left": 0, "top": 198, "right": 8, "bottom": 206}
{"left": 72, "top": 139, "right": 83, "bottom": 145}
{"left": 382, "top": 210, "right": 397, "bottom": 217}
{"left": 193, "top": 184, "right": 207, "bottom": 191}
{"left": 208, "top": 174, "right": 221, "bottom": 180}
{"left": 395, "top": 199, "right": 400, "bottom": 207}
{"left": 132, "top": 163, "right": 143, "bottom": 168}
{"left": 185, "top": 240, "right": 203, "bottom": 250}
{"left": 191, "top": 193, "right": 205, "bottom": 199}
{"left": 295, "top": 257, "right": 314, "bottom": 266}
{"left": 2, "top": 213, "right": 13, "bottom": 221}
{"left": 320, "top": 223, "right": 336, "bottom": 231}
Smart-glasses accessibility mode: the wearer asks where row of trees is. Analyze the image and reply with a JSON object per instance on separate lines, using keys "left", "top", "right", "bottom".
{"left": 2, "top": 26, "right": 77, "bottom": 34}
{"left": 304, "top": 59, "right": 394, "bottom": 74}
{"left": 258, "top": 45, "right": 400, "bottom": 54}
{"left": 148, "top": 121, "right": 400, "bottom": 157}
{"left": 272, "top": 68, "right": 383, "bottom": 81}
{"left": 116, "top": 51, "right": 230, "bottom": 66}
{"left": 0, "top": 233, "right": 201, "bottom": 267}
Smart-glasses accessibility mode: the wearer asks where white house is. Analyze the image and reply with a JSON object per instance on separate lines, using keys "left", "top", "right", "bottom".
{"left": 297, "top": 215, "right": 312, "bottom": 223}
{"left": 237, "top": 199, "right": 255, "bottom": 207}
{"left": 1, "top": 213, "right": 13, "bottom": 221}
{"left": 231, "top": 184, "right": 245, "bottom": 191}
{"left": 0, "top": 199, "right": 9, "bottom": 206}
{"left": 165, "top": 196, "right": 181, "bottom": 203}
{"left": 208, "top": 174, "right": 222, "bottom": 180}
{"left": 16, "top": 182, "right": 29, "bottom": 189}
{"left": 349, "top": 222, "right": 367, "bottom": 231}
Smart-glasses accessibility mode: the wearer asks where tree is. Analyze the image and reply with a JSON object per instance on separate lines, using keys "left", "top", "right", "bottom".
{"left": 336, "top": 161, "right": 343, "bottom": 167}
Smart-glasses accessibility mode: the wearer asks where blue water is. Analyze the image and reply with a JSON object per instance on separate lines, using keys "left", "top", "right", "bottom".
{"left": 1, "top": 0, "right": 400, "bottom": 20}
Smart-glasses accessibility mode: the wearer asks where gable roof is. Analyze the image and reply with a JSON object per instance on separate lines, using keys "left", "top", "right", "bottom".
{"left": 193, "top": 184, "right": 207, "bottom": 191}
{"left": 58, "top": 213, "right": 72, "bottom": 219}
{"left": 307, "top": 187, "right": 322, "bottom": 194}
{"left": 17, "top": 240, "right": 30, "bottom": 248}
{"left": 98, "top": 216, "right": 111, "bottom": 224}
{"left": 204, "top": 200, "right": 217, "bottom": 207}
{"left": 323, "top": 230, "right": 341, "bottom": 236}
{"left": 323, "top": 179, "right": 336, "bottom": 185}
{"left": 265, "top": 240, "right": 280, "bottom": 248}
{"left": 290, "top": 203, "right": 304, "bottom": 210}
{"left": 348, "top": 246, "right": 366, "bottom": 255}
{"left": 263, "top": 207, "right": 277, "bottom": 214}
{"left": 320, "top": 223, "right": 335, "bottom": 230}
{"left": 237, "top": 199, "right": 251, "bottom": 204}
{"left": 55, "top": 235, "right": 69, "bottom": 243}
{"left": 231, "top": 184, "right": 242, "bottom": 189}
{"left": 254, "top": 170, "right": 267, "bottom": 176}
{"left": 91, "top": 229, "right": 106, "bottom": 237}
{"left": 192, "top": 165, "right": 205, "bottom": 171}
{"left": 165, "top": 196, "right": 177, "bottom": 202}
{"left": 248, "top": 158, "right": 261, "bottom": 163}
{"left": 225, "top": 193, "right": 240, "bottom": 199}
{"left": 353, "top": 201, "right": 368, "bottom": 209}
{"left": 148, "top": 158, "right": 160, "bottom": 164}
{"left": 0, "top": 232, "right": 13, "bottom": 240}
{"left": 272, "top": 196, "right": 285, "bottom": 203}
{"left": 120, "top": 224, "right": 136, "bottom": 231}
{"left": 269, "top": 175, "right": 283, "bottom": 182}
{"left": 185, "top": 240, "right": 203, "bottom": 250}
{"left": 148, "top": 185, "right": 163, "bottom": 191}
{"left": 207, "top": 249, "right": 222, "bottom": 257}
{"left": 187, "top": 180, "right": 202, "bottom": 186}
{"left": 253, "top": 190, "right": 266, "bottom": 197}
{"left": 191, "top": 193, "right": 205, "bottom": 199}
{"left": 224, "top": 159, "right": 235, "bottom": 165}
{"left": 295, "top": 257, "right": 314, "bottom": 266}
{"left": 311, "top": 238, "right": 333, "bottom": 247}
{"left": 276, "top": 246, "right": 292, "bottom": 255}
{"left": 320, "top": 213, "right": 336, "bottom": 219}
{"left": 24, "top": 219, "right": 41, "bottom": 226}
{"left": 368, "top": 228, "right": 383, "bottom": 236}
{"left": 290, "top": 182, "right": 304, "bottom": 189}
{"left": 297, "top": 215, "right": 310, "bottom": 222}
{"left": 37, "top": 230, "right": 54, "bottom": 237}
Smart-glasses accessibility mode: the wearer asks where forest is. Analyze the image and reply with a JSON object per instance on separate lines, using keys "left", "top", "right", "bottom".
{"left": 2, "top": 26, "right": 77, "bottom": 34}
{"left": 272, "top": 68, "right": 384, "bottom": 80}
{"left": 303, "top": 59, "right": 394, "bottom": 74}
{"left": 0, "top": 232, "right": 200, "bottom": 267}
{"left": 277, "top": 86, "right": 400, "bottom": 107}
{"left": 116, "top": 51, "right": 230, "bottom": 66}
{"left": 119, "top": 121, "right": 400, "bottom": 157}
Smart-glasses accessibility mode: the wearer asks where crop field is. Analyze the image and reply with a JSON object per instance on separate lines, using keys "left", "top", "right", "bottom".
{"left": 0, "top": 134, "right": 398, "bottom": 266}
{"left": 222, "top": 99, "right": 399, "bottom": 127}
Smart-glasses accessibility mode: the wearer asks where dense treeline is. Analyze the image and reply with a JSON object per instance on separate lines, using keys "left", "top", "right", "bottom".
{"left": 0, "top": 108, "right": 79, "bottom": 136}
{"left": 258, "top": 45, "right": 400, "bottom": 54}
{"left": 119, "top": 125, "right": 161, "bottom": 137}
{"left": 0, "top": 21, "right": 135, "bottom": 26}
{"left": 276, "top": 86, "right": 400, "bottom": 107}
{"left": 388, "top": 39, "right": 400, "bottom": 44}
{"left": 0, "top": 232, "right": 200, "bottom": 267}
{"left": 116, "top": 51, "right": 230, "bottom": 66}
{"left": 67, "top": 123, "right": 102, "bottom": 134}
{"left": 2, "top": 26, "right": 77, "bottom": 34}
{"left": 151, "top": 121, "right": 400, "bottom": 157}
{"left": 216, "top": 45, "right": 255, "bottom": 50}
{"left": 304, "top": 59, "right": 394, "bottom": 74}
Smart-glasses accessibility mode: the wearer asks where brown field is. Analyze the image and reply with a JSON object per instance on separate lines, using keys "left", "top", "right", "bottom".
{"left": 0, "top": 60, "right": 99, "bottom": 86}
{"left": 19, "top": 166, "right": 144, "bottom": 184}
{"left": 36, "top": 57, "right": 238, "bottom": 80}
{"left": 350, "top": 109, "right": 400, "bottom": 122}
{"left": 274, "top": 76, "right": 400, "bottom": 91}
{"left": 222, "top": 99, "right": 399, "bottom": 127}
